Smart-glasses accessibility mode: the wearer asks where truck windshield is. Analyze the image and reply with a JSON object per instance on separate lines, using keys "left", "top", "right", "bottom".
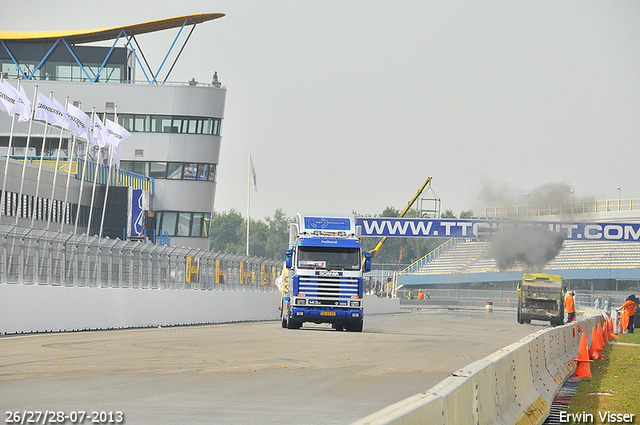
{"left": 297, "top": 246, "right": 361, "bottom": 271}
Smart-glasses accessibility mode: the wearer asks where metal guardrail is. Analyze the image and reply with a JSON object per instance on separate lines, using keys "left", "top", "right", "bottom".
{"left": 0, "top": 224, "right": 281, "bottom": 291}
{"left": 484, "top": 198, "right": 640, "bottom": 218}
{"left": 401, "top": 238, "right": 457, "bottom": 274}
{"left": 4, "top": 156, "right": 155, "bottom": 196}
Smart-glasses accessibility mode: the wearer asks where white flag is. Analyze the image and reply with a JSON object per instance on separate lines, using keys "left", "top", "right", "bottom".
{"left": 0, "top": 81, "right": 33, "bottom": 123}
{"left": 112, "top": 143, "right": 122, "bottom": 168}
{"left": 104, "top": 118, "right": 131, "bottom": 147}
{"left": 93, "top": 115, "right": 108, "bottom": 147}
{"left": 67, "top": 103, "right": 93, "bottom": 141}
{"left": 0, "top": 79, "right": 18, "bottom": 117}
{"left": 51, "top": 96, "right": 80, "bottom": 135}
{"left": 250, "top": 154, "right": 257, "bottom": 192}
{"left": 15, "top": 84, "right": 32, "bottom": 122}
{"left": 34, "top": 91, "right": 73, "bottom": 129}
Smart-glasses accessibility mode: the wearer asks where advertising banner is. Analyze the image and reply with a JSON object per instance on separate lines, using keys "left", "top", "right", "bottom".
{"left": 356, "top": 218, "right": 640, "bottom": 242}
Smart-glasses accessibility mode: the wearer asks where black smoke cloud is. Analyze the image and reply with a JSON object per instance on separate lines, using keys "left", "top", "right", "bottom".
{"left": 488, "top": 225, "right": 565, "bottom": 272}
{"left": 476, "top": 181, "right": 595, "bottom": 210}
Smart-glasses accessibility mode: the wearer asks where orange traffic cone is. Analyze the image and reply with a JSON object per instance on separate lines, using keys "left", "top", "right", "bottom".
{"left": 596, "top": 324, "right": 606, "bottom": 358}
{"left": 589, "top": 327, "right": 602, "bottom": 360}
{"left": 573, "top": 332, "right": 593, "bottom": 378}
{"left": 608, "top": 318, "right": 620, "bottom": 340}
{"left": 578, "top": 324, "right": 582, "bottom": 333}
{"left": 602, "top": 322, "right": 609, "bottom": 344}
{"left": 621, "top": 311, "right": 629, "bottom": 333}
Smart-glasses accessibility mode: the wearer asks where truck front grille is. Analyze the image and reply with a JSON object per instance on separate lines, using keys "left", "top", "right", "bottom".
{"left": 297, "top": 276, "right": 359, "bottom": 302}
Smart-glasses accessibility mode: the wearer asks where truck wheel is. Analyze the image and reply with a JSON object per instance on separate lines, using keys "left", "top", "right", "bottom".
{"left": 334, "top": 324, "right": 344, "bottom": 331}
{"left": 282, "top": 317, "right": 287, "bottom": 328}
{"left": 347, "top": 321, "right": 363, "bottom": 332}
{"left": 287, "top": 318, "right": 301, "bottom": 329}
{"left": 517, "top": 306, "right": 523, "bottom": 324}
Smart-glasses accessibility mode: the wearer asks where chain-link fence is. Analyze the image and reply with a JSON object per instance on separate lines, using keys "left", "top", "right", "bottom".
{"left": 0, "top": 224, "right": 282, "bottom": 291}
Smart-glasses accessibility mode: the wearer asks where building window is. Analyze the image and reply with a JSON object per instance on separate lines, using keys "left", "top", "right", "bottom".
{"left": 122, "top": 161, "right": 215, "bottom": 181}
{"left": 114, "top": 114, "right": 221, "bottom": 136}
{"left": 156, "top": 211, "right": 212, "bottom": 237}
{"left": 182, "top": 163, "right": 197, "bottom": 180}
{"left": 177, "top": 212, "right": 191, "bottom": 236}
{"left": 160, "top": 211, "right": 178, "bottom": 235}
{"left": 167, "top": 163, "right": 182, "bottom": 179}
{"left": 191, "top": 213, "right": 204, "bottom": 237}
{"left": 149, "top": 162, "right": 167, "bottom": 179}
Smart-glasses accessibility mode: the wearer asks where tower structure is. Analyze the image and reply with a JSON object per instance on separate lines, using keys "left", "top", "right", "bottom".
{"left": 0, "top": 13, "right": 225, "bottom": 249}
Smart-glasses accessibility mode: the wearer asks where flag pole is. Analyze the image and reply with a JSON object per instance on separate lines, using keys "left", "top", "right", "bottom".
{"left": 99, "top": 107, "right": 117, "bottom": 238}
{"left": 59, "top": 132, "right": 77, "bottom": 231}
{"left": 15, "top": 85, "right": 39, "bottom": 225}
{"left": 30, "top": 91, "right": 54, "bottom": 226}
{"left": 86, "top": 145, "right": 102, "bottom": 236}
{"left": 246, "top": 149, "right": 250, "bottom": 255}
{"left": 74, "top": 108, "right": 95, "bottom": 234}
{"left": 46, "top": 96, "right": 70, "bottom": 229}
{"left": 86, "top": 112, "right": 106, "bottom": 235}
{"left": 0, "top": 79, "right": 20, "bottom": 223}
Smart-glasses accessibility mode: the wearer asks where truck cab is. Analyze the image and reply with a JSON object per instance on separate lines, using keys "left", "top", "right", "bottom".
{"left": 517, "top": 273, "right": 564, "bottom": 326}
{"left": 280, "top": 213, "right": 371, "bottom": 332}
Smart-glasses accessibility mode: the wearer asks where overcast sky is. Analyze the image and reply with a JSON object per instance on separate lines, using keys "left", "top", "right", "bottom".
{"left": 3, "top": 1, "right": 640, "bottom": 221}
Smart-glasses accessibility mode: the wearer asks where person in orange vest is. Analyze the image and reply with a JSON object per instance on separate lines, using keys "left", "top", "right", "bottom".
{"left": 564, "top": 291, "right": 576, "bottom": 323}
{"left": 618, "top": 296, "right": 637, "bottom": 333}
{"left": 417, "top": 290, "right": 425, "bottom": 300}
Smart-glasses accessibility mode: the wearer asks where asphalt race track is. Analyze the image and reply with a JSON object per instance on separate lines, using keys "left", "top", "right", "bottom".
{"left": 1, "top": 308, "right": 542, "bottom": 425}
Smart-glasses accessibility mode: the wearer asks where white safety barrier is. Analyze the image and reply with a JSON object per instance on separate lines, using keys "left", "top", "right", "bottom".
{"left": 365, "top": 294, "right": 401, "bottom": 314}
{"left": 0, "top": 283, "right": 282, "bottom": 334}
{"left": 0, "top": 285, "right": 400, "bottom": 334}
{"left": 352, "top": 315, "right": 604, "bottom": 425}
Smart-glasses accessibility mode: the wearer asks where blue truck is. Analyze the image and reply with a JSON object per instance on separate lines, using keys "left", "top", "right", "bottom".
{"left": 280, "top": 213, "right": 372, "bottom": 332}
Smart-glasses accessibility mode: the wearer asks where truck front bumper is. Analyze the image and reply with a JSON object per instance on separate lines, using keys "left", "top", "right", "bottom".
{"left": 290, "top": 306, "right": 363, "bottom": 323}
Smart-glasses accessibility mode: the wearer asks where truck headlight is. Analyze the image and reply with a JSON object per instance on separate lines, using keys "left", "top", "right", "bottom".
{"left": 294, "top": 298, "right": 306, "bottom": 306}
{"left": 351, "top": 312, "right": 360, "bottom": 318}
{"left": 349, "top": 300, "right": 361, "bottom": 308}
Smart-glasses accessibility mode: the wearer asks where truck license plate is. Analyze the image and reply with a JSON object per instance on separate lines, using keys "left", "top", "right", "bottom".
{"left": 321, "top": 312, "right": 336, "bottom": 316}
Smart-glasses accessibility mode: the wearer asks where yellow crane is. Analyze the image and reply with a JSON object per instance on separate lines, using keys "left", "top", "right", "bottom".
{"left": 364, "top": 177, "right": 433, "bottom": 263}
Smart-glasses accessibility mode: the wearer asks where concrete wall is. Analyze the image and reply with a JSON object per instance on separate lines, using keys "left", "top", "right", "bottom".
{"left": 352, "top": 314, "right": 605, "bottom": 425}
{"left": 0, "top": 284, "right": 400, "bottom": 334}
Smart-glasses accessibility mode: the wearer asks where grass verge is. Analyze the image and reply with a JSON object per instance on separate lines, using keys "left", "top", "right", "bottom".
{"left": 566, "top": 331, "right": 640, "bottom": 423}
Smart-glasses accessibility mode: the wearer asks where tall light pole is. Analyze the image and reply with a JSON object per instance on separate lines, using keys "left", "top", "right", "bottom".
{"left": 526, "top": 192, "right": 530, "bottom": 216}
{"left": 617, "top": 187, "right": 621, "bottom": 212}
{"left": 571, "top": 190, "right": 574, "bottom": 213}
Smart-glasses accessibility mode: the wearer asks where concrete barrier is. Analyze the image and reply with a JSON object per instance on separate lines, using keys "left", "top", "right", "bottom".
{"left": 0, "top": 284, "right": 400, "bottom": 334}
{"left": 0, "top": 283, "right": 282, "bottom": 334}
{"left": 352, "top": 316, "right": 602, "bottom": 425}
{"left": 365, "top": 294, "right": 401, "bottom": 314}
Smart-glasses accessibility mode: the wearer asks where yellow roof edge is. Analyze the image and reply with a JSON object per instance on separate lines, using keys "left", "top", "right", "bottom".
{"left": 0, "top": 13, "right": 225, "bottom": 44}
{"left": 522, "top": 273, "right": 563, "bottom": 282}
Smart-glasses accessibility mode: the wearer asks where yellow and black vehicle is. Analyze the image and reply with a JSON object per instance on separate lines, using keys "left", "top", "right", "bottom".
{"left": 517, "top": 274, "right": 564, "bottom": 326}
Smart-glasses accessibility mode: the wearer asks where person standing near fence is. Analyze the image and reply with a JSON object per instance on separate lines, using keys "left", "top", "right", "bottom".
{"left": 618, "top": 296, "right": 637, "bottom": 333}
{"left": 564, "top": 291, "right": 576, "bottom": 323}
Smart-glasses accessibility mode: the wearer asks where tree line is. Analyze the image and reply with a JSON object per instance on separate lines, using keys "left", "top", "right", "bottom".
{"left": 209, "top": 207, "right": 474, "bottom": 268}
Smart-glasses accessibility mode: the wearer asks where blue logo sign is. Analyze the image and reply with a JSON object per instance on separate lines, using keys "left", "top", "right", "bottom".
{"left": 304, "top": 217, "right": 351, "bottom": 231}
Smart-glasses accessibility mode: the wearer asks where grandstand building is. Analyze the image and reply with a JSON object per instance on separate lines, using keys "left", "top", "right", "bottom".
{"left": 397, "top": 202, "right": 640, "bottom": 302}
{"left": 0, "top": 14, "right": 225, "bottom": 250}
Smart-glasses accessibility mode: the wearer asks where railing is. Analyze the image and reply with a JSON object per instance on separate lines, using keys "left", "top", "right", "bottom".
{"left": 400, "top": 238, "right": 457, "bottom": 274}
{"left": 484, "top": 198, "right": 640, "bottom": 218}
{"left": 75, "top": 158, "right": 155, "bottom": 195}
{"left": 0, "top": 224, "right": 281, "bottom": 291}
{"left": 4, "top": 156, "right": 155, "bottom": 196}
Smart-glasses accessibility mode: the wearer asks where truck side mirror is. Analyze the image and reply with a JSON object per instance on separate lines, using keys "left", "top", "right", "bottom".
{"left": 363, "top": 252, "right": 372, "bottom": 273}
{"left": 285, "top": 249, "right": 294, "bottom": 269}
